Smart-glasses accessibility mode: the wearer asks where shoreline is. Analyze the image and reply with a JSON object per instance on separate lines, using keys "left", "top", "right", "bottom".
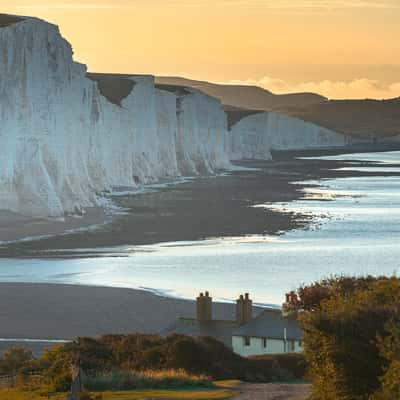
{"left": 1, "top": 145, "right": 399, "bottom": 255}
{"left": 0, "top": 207, "right": 108, "bottom": 245}
{"left": 0, "top": 282, "right": 260, "bottom": 344}
{"left": 0, "top": 149, "right": 399, "bottom": 349}
{"left": 0, "top": 153, "right": 371, "bottom": 258}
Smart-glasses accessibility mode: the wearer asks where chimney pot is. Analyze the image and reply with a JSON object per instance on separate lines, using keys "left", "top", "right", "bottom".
{"left": 197, "top": 291, "right": 212, "bottom": 323}
{"left": 236, "top": 293, "right": 253, "bottom": 325}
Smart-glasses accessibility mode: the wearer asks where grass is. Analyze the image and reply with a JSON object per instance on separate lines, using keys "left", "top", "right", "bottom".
{"left": 82, "top": 369, "right": 214, "bottom": 392}
{"left": 0, "top": 389, "right": 66, "bottom": 399}
{"left": 0, "top": 387, "right": 236, "bottom": 400}
{"left": 213, "top": 380, "right": 242, "bottom": 389}
{"left": 0, "top": 14, "right": 23, "bottom": 28}
{"left": 0, "top": 374, "right": 240, "bottom": 399}
{"left": 97, "top": 388, "right": 235, "bottom": 400}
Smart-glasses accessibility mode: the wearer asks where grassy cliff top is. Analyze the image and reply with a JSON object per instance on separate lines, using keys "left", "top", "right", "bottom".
{"left": 155, "top": 83, "right": 191, "bottom": 96}
{"left": 0, "top": 14, "right": 24, "bottom": 28}
{"left": 86, "top": 73, "right": 137, "bottom": 106}
{"left": 224, "top": 105, "right": 265, "bottom": 130}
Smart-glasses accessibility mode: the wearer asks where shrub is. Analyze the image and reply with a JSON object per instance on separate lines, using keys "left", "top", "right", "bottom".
{"left": 250, "top": 353, "right": 307, "bottom": 380}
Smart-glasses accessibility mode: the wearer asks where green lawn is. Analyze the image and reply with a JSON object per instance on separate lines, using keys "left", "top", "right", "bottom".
{"left": 0, "top": 384, "right": 237, "bottom": 400}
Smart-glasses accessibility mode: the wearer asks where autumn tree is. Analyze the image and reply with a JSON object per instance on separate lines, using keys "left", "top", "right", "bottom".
{"left": 295, "top": 276, "right": 400, "bottom": 400}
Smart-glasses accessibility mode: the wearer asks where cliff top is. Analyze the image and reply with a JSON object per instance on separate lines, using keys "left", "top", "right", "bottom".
{"left": 156, "top": 76, "right": 327, "bottom": 111}
{"left": 86, "top": 73, "right": 137, "bottom": 106}
{"left": 224, "top": 105, "right": 265, "bottom": 130}
{"left": 0, "top": 14, "right": 24, "bottom": 28}
{"left": 155, "top": 83, "right": 191, "bottom": 96}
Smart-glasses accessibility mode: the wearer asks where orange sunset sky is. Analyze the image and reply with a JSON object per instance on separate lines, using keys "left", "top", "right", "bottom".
{"left": 2, "top": 0, "right": 400, "bottom": 99}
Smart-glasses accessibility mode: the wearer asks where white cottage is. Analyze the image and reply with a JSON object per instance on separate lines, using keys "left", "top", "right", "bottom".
{"left": 232, "top": 309, "right": 303, "bottom": 357}
{"left": 166, "top": 291, "right": 303, "bottom": 357}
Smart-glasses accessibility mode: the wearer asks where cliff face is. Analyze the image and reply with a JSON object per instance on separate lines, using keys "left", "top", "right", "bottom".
{"left": 229, "top": 111, "right": 349, "bottom": 160}
{"left": 0, "top": 17, "right": 230, "bottom": 217}
{"left": 0, "top": 15, "right": 352, "bottom": 219}
{"left": 229, "top": 113, "right": 272, "bottom": 160}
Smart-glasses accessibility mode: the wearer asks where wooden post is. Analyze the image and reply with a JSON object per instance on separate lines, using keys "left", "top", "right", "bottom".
{"left": 69, "top": 353, "right": 82, "bottom": 400}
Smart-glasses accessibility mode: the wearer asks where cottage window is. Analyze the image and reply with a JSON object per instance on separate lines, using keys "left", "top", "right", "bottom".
{"left": 299, "top": 340, "right": 303, "bottom": 347}
{"left": 288, "top": 340, "right": 295, "bottom": 352}
{"left": 244, "top": 336, "right": 251, "bottom": 346}
{"left": 262, "top": 338, "right": 267, "bottom": 348}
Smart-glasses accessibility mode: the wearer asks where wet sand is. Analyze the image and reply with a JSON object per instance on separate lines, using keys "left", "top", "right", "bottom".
{"left": 0, "top": 282, "right": 246, "bottom": 341}
{"left": 0, "top": 207, "right": 107, "bottom": 244}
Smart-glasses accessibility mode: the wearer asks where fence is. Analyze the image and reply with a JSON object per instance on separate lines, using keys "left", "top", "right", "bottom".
{"left": 0, "top": 374, "right": 16, "bottom": 388}
{"left": 0, "top": 372, "right": 43, "bottom": 388}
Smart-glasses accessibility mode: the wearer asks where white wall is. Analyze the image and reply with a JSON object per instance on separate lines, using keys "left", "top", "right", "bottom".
{"left": 232, "top": 335, "right": 303, "bottom": 357}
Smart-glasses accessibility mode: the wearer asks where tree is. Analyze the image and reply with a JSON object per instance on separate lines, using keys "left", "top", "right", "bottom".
{"left": 373, "top": 321, "right": 400, "bottom": 399}
{"left": 284, "top": 275, "right": 386, "bottom": 313}
{"left": 0, "top": 347, "right": 33, "bottom": 375}
{"left": 297, "top": 276, "right": 400, "bottom": 400}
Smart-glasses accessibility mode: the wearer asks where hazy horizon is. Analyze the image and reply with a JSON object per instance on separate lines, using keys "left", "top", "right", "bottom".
{"left": 2, "top": 0, "right": 400, "bottom": 99}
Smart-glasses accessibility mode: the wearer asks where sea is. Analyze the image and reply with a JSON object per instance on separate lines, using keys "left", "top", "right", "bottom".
{"left": 0, "top": 151, "right": 399, "bottom": 306}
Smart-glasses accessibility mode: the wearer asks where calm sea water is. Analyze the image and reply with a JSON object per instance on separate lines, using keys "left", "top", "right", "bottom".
{"left": 0, "top": 151, "right": 399, "bottom": 306}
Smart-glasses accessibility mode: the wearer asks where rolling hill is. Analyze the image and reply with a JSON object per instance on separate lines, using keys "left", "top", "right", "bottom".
{"left": 155, "top": 76, "right": 326, "bottom": 111}
{"left": 156, "top": 77, "right": 400, "bottom": 139}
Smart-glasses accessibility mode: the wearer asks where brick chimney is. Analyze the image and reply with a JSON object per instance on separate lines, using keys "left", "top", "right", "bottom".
{"left": 196, "top": 291, "right": 212, "bottom": 323}
{"left": 236, "top": 293, "right": 253, "bottom": 325}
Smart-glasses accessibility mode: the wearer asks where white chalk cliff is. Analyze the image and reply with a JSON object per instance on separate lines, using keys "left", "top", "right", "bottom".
{"left": 0, "top": 16, "right": 230, "bottom": 217}
{"left": 0, "top": 15, "right": 350, "bottom": 218}
{"left": 228, "top": 111, "right": 349, "bottom": 160}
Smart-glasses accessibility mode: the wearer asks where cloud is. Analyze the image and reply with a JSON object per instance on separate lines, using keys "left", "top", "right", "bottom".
{"left": 223, "top": 77, "right": 400, "bottom": 100}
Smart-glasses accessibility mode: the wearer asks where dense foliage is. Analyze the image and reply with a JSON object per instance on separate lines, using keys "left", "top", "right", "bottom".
{"left": 0, "top": 334, "right": 306, "bottom": 393}
{"left": 67, "top": 334, "right": 305, "bottom": 382}
{"left": 287, "top": 276, "right": 400, "bottom": 400}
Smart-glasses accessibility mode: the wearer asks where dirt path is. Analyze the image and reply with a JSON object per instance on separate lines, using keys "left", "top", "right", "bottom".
{"left": 235, "top": 383, "right": 311, "bottom": 400}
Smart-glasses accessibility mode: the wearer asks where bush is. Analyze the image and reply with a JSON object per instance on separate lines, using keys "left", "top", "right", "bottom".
{"left": 250, "top": 353, "right": 307, "bottom": 381}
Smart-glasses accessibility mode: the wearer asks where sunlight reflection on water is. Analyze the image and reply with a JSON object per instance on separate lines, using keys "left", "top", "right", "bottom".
{"left": 0, "top": 151, "right": 399, "bottom": 305}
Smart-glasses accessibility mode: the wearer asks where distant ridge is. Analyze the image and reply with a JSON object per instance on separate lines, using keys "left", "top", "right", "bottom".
{"left": 157, "top": 77, "right": 400, "bottom": 138}
{"left": 156, "top": 76, "right": 327, "bottom": 111}
{"left": 277, "top": 98, "right": 400, "bottom": 138}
